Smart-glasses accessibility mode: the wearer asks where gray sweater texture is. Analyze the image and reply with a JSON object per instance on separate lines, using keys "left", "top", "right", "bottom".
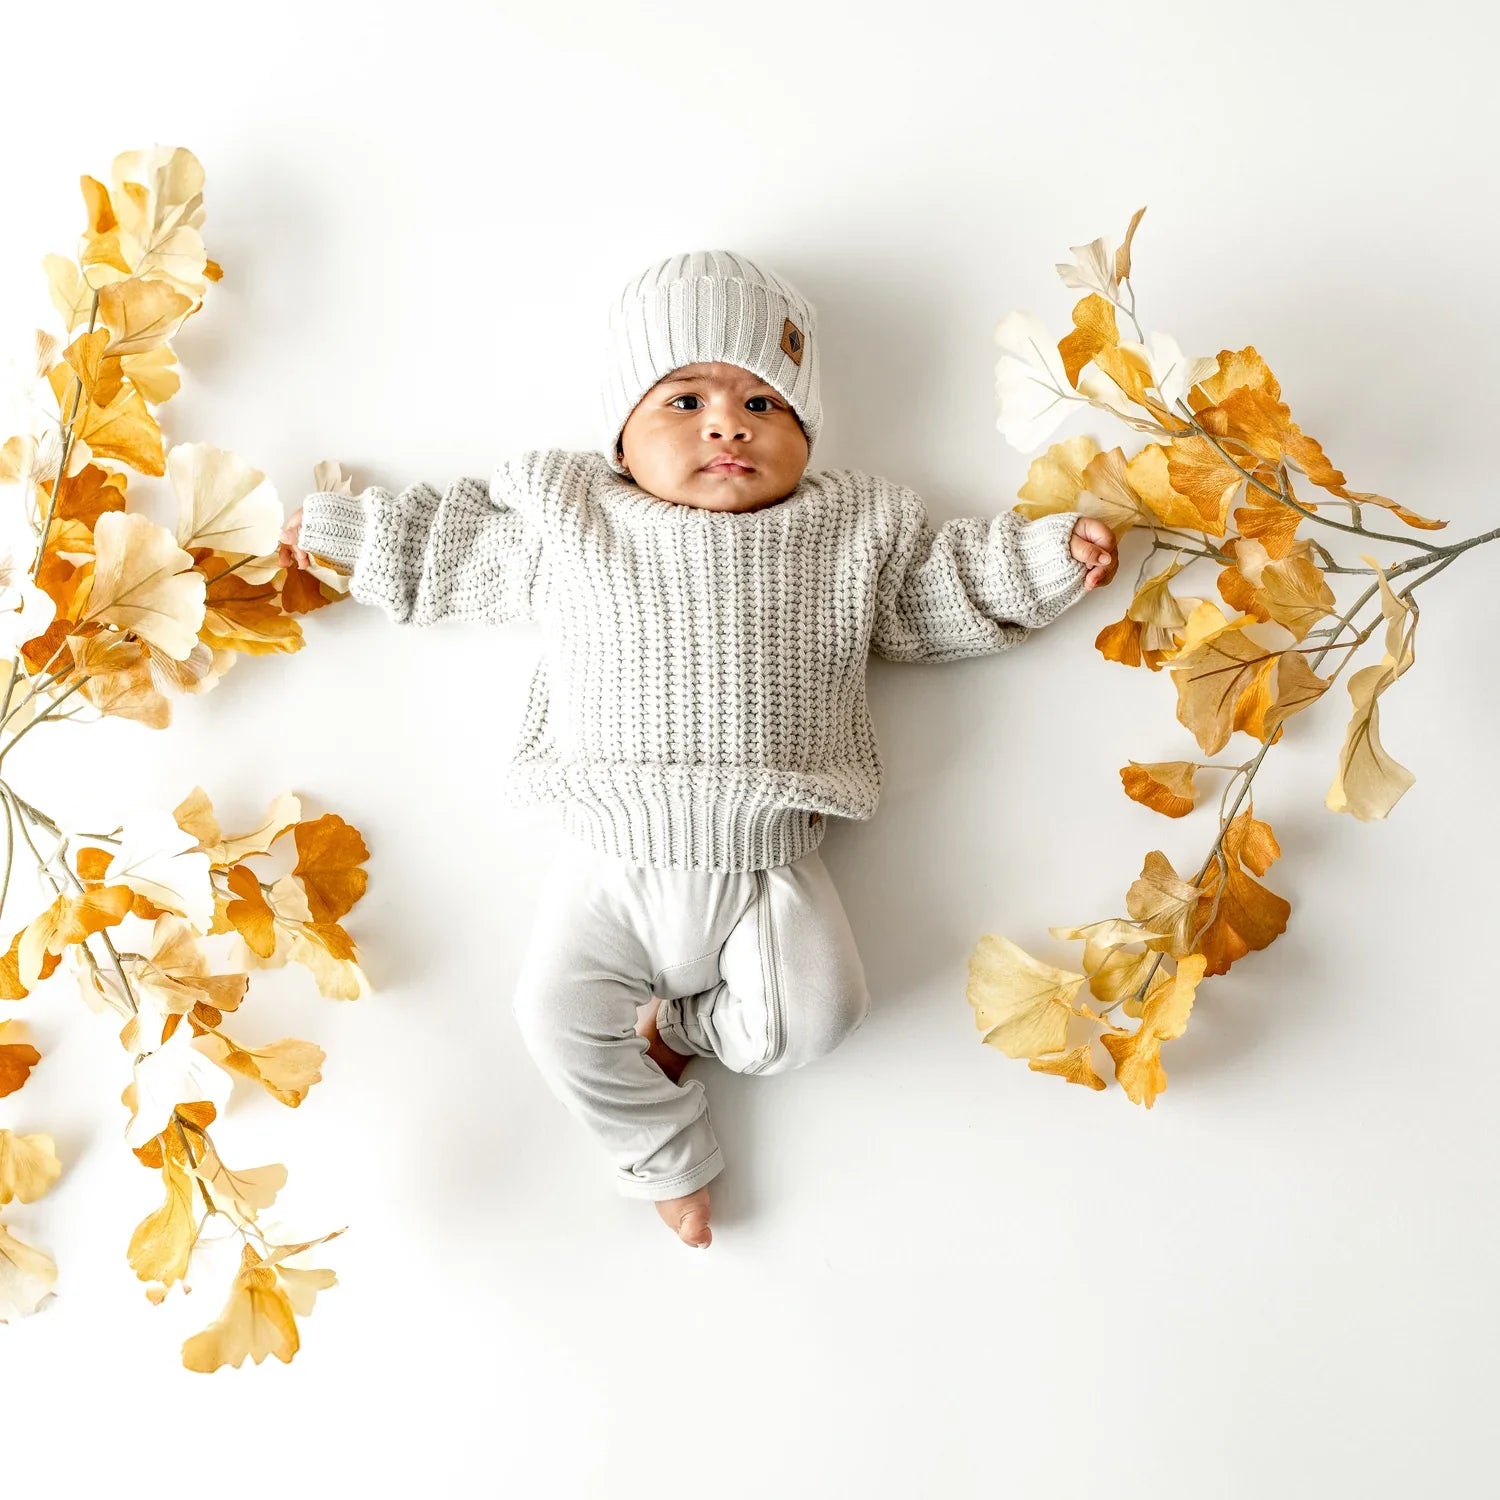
{"left": 299, "top": 448, "right": 1088, "bottom": 872}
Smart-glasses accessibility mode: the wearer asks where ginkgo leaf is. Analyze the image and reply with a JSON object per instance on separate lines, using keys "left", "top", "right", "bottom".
{"left": 173, "top": 785, "right": 303, "bottom": 866}
{"left": 1056, "top": 294, "right": 1120, "bottom": 390}
{"left": 292, "top": 813, "right": 370, "bottom": 924}
{"left": 0, "top": 1130, "right": 61, "bottom": 1204}
{"left": 127, "top": 1153, "right": 198, "bottom": 1290}
{"left": 122, "top": 914, "right": 248, "bottom": 1053}
{"left": 1027, "top": 1045, "right": 1107, "bottom": 1090}
{"left": 168, "top": 443, "right": 283, "bottom": 557}
{"left": 194, "top": 1032, "right": 325, "bottom": 1106}
{"left": 82, "top": 509, "right": 205, "bottom": 658}
{"left": 96, "top": 277, "right": 194, "bottom": 357}
{"left": 18, "top": 883, "right": 134, "bottom": 988}
{"left": 1326, "top": 557, "right": 1418, "bottom": 820}
{"left": 993, "top": 311, "right": 1081, "bottom": 453}
{"left": 1169, "top": 618, "right": 1276, "bottom": 755}
{"left": 1193, "top": 810, "right": 1291, "bottom": 976}
{"left": 180, "top": 1243, "right": 300, "bottom": 1372}
{"left": 46, "top": 329, "right": 164, "bottom": 475}
{"left": 1124, "top": 850, "right": 1201, "bottom": 956}
{"left": 126, "top": 1023, "right": 234, "bottom": 1150}
{"left": 967, "top": 933, "right": 1085, "bottom": 1059}
{"left": 0, "top": 1020, "right": 42, "bottom": 1098}
{"left": 0, "top": 1220, "right": 57, "bottom": 1321}
{"left": 1121, "top": 760, "right": 1198, "bottom": 818}
{"left": 1100, "top": 954, "right": 1208, "bottom": 1107}
{"left": 83, "top": 805, "right": 215, "bottom": 933}
{"left": 182, "top": 1136, "right": 286, "bottom": 1220}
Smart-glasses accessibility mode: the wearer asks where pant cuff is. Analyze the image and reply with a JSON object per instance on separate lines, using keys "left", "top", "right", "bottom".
{"left": 655, "top": 997, "right": 711, "bottom": 1058}
{"left": 613, "top": 1145, "right": 724, "bottom": 1202}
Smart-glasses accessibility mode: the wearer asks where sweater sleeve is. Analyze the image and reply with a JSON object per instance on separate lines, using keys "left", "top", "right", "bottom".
{"left": 297, "top": 471, "right": 545, "bottom": 627}
{"left": 869, "top": 488, "right": 1089, "bottom": 662}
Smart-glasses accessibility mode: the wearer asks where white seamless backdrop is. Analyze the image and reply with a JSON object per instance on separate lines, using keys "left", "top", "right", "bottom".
{"left": 1, "top": 3, "right": 1496, "bottom": 1497}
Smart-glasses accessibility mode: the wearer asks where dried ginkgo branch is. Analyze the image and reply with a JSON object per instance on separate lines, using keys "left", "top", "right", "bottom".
{"left": 970, "top": 205, "right": 1498, "bottom": 1105}
{"left": 0, "top": 145, "right": 371, "bottom": 1369}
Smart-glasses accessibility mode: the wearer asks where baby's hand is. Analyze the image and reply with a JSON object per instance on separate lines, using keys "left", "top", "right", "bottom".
{"left": 1070, "top": 516, "right": 1118, "bottom": 590}
{"left": 277, "top": 507, "right": 311, "bottom": 571}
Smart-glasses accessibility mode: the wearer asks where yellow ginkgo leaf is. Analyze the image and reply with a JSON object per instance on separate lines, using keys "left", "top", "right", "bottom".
{"left": 127, "top": 1153, "right": 198, "bottom": 1290}
{"left": 1100, "top": 954, "right": 1208, "bottom": 1107}
{"left": 0, "top": 1130, "right": 62, "bottom": 1204}
{"left": 194, "top": 1032, "right": 325, "bottom": 1107}
{"left": 181, "top": 1243, "right": 300, "bottom": 1372}
{"left": 967, "top": 933, "right": 1085, "bottom": 1060}
{"left": 1027, "top": 1045, "right": 1107, "bottom": 1091}
{"left": 96, "top": 277, "right": 194, "bottom": 357}
{"left": 82, "top": 509, "right": 205, "bottom": 658}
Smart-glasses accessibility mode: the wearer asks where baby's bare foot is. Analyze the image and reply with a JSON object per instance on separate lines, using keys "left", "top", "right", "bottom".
{"left": 655, "top": 1186, "right": 712, "bottom": 1248}
{"left": 636, "top": 994, "right": 692, "bottom": 1085}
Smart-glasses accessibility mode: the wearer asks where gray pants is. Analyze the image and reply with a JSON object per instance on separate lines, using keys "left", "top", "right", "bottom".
{"left": 511, "top": 834, "right": 871, "bottom": 1201}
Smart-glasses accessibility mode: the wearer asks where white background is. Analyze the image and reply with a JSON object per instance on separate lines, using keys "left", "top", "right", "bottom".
{"left": 2, "top": 3, "right": 1496, "bottom": 1496}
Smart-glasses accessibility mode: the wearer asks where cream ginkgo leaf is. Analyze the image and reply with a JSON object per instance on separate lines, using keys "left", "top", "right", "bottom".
{"left": 168, "top": 442, "right": 282, "bottom": 557}
{"left": 84, "top": 510, "right": 206, "bottom": 659}
{"left": 994, "top": 311, "right": 1081, "bottom": 453}
{"left": 173, "top": 786, "right": 303, "bottom": 867}
{"left": 96, "top": 278, "right": 195, "bottom": 358}
{"left": 125, "top": 1023, "right": 234, "bottom": 1150}
{"left": 89, "top": 805, "right": 215, "bottom": 934}
{"left": 0, "top": 1221, "right": 57, "bottom": 1322}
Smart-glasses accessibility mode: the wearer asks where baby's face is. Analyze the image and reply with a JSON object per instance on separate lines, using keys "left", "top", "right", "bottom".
{"left": 617, "top": 361, "right": 810, "bottom": 512}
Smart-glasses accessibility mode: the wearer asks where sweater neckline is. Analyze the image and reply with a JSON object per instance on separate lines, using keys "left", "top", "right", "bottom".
{"left": 594, "top": 465, "right": 814, "bottom": 521}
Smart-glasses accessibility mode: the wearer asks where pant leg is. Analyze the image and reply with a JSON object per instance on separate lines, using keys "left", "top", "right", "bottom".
{"left": 655, "top": 848, "right": 871, "bottom": 1076}
{"left": 510, "top": 842, "right": 725, "bottom": 1202}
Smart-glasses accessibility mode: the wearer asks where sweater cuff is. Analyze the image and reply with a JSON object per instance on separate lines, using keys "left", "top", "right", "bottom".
{"left": 1019, "top": 509, "right": 1089, "bottom": 616}
{"left": 298, "top": 491, "right": 365, "bottom": 573}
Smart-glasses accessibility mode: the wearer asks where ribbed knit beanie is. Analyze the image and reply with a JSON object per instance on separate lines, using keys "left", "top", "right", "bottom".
{"left": 599, "top": 249, "right": 822, "bottom": 476}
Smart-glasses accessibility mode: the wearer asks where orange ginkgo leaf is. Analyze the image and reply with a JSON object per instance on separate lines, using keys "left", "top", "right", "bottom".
{"left": 1121, "top": 760, "right": 1198, "bottom": 818}
{"left": 194, "top": 1033, "right": 325, "bottom": 1107}
{"left": 291, "top": 814, "right": 370, "bottom": 924}
{"left": 1057, "top": 293, "right": 1121, "bottom": 390}
{"left": 222, "top": 862, "right": 278, "bottom": 957}
{"left": 1027, "top": 1044, "right": 1108, "bottom": 1090}
{"left": 1326, "top": 555, "right": 1418, "bottom": 821}
{"left": 17, "top": 883, "right": 134, "bottom": 987}
{"left": 0, "top": 1220, "right": 58, "bottom": 1322}
{"left": 199, "top": 567, "right": 305, "bottom": 656}
{"left": 1193, "top": 809, "right": 1292, "bottom": 977}
{"left": 1122, "top": 444, "right": 1210, "bottom": 532}
{"left": 1100, "top": 953, "right": 1208, "bottom": 1107}
{"left": 1223, "top": 537, "right": 1337, "bottom": 643}
{"left": 967, "top": 933, "right": 1086, "bottom": 1059}
{"left": 0, "top": 1130, "right": 62, "bottom": 1204}
{"left": 0, "top": 1022, "right": 41, "bottom": 1098}
{"left": 1162, "top": 435, "right": 1247, "bottom": 536}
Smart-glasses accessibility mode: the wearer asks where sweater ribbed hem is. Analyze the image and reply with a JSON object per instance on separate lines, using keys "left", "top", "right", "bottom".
{"left": 557, "top": 792, "right": 828, "bottom": 873}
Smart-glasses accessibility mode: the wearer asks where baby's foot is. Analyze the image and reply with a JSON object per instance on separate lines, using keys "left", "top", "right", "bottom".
{"left": 655, "top": 1186, "right": 712, "bottom": 1248}
{"left": 636, "top": 994, "right": 692, "bottom": 1085}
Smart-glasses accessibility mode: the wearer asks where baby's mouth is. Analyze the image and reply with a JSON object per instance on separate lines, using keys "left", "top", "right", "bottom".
{"left": 702, "top": 459, "right": 755, "bottom": 474}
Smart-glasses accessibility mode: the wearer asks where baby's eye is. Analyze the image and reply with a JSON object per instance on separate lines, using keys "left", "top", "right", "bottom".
{"left": 668, "top": 395, "right": 778, "bottom": 412}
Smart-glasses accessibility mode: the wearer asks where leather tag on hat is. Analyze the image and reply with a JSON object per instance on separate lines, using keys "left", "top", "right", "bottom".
{"left": 780, "top": 317, "right": 805, "bottom": 366}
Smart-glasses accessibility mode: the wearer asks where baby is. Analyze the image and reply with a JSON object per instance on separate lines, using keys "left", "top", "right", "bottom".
{"left": 281, "top": 250, "right": 1119, "bottom": 1249}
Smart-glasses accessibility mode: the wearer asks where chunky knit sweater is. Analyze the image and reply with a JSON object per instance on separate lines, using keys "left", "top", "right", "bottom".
{"left": 299, "top": 448, "right": 1089, "bottom": 873}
